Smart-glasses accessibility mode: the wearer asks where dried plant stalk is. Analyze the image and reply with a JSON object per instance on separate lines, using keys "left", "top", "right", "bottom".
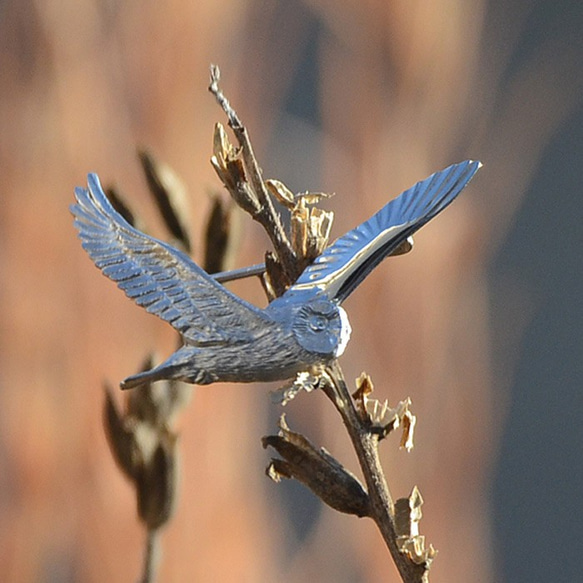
{"left": 209, "top": 67, "right": 433, "bottom": 583}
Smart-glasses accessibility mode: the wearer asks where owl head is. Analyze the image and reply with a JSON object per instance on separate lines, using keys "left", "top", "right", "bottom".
{"left": 292, "top": 299, "right": 351, "bottom": 357}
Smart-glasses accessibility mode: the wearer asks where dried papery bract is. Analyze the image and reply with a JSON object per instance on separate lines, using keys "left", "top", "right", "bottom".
{"left": 265, "top": 178, "right": 334, "bottom": 264}
{"left": 353, "top": 372, "right": 417, "bottom": 449}
{"left": 395, "top": 487, "right": 437, "bottom": 567}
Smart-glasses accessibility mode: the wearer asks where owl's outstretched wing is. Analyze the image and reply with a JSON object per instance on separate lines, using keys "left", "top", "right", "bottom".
{"left": 71, "top": 174, "right": 275, "bottom": 344}
{"left": 282, "top": 160, "right": 481, "bottom": 304}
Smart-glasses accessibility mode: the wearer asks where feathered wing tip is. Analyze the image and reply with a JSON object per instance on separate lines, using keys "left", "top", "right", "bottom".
{"left": 71, "top": 173, "right": 122, "bottom": 235}
{"left": 283, "top": 160, "right": 482, "bottom": 303}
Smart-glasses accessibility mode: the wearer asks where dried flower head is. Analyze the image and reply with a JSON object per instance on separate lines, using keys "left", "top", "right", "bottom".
{"left": 103, "top": 356, "right": 190, "bottom": 530}
{"left": 353, "top": 373, "right": 416, "bottom": 449}
{"left": 395, "top": 486, "right": 437, "bottom": 567}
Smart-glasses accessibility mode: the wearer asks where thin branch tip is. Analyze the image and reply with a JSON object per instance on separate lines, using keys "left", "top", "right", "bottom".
{"left": 208, "top": 64, "right": 241, "bottom": 129}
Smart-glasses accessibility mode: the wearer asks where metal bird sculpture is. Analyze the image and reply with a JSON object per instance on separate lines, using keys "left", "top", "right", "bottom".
{"left": 71, "top": 160, "right": 481, "bottom": 389}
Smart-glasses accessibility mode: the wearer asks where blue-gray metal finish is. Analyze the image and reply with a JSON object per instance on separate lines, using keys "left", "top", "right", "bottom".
{"left": 71, "top": 160, "right": 480, "bottom": 388}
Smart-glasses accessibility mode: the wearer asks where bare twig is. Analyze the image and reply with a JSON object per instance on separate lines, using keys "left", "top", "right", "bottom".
{"left": 208, "top": 65, "right": 300, "bottom": 283}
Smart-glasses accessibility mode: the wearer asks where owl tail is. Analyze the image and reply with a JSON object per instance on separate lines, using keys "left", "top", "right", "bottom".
{"left": 120, "top": 347, "right": 205, "bottom": 389}
{"left": 120, "top": 366, "right": 172, "bottom": 390}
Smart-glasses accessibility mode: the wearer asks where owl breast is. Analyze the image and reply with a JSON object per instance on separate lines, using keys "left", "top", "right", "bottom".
{"left": 292, "top": 299, "right": 352, "bottom": 357}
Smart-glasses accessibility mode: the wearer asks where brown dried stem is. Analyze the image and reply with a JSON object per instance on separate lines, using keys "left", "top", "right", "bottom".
{"left": 208, "top": 65, "right": 300, "bottom": 283}
{"left": 322, "top": 362, "right": 429, "bottom": 583}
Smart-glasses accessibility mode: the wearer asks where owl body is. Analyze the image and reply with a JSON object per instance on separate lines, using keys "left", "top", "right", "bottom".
{"left": 122, "top": 298, "right": 350, "bottom": 387}
{"left": 71, "top": 160, "right": 480, "bottom": 388}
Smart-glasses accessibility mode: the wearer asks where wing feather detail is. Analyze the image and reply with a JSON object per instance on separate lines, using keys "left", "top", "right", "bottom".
{"left": 284, "top": 160, "right": 481, "bottom": 303}
{"left": 71, "top": 174, "right": 275, "bottom": 344}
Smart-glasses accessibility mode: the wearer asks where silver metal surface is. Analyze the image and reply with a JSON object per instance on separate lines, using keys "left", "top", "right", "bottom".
{"left": 71, "top": 160, "right": 480, "bottom": 387}
{"left": 211, "top": 263, "right": 266, "bottom": 283}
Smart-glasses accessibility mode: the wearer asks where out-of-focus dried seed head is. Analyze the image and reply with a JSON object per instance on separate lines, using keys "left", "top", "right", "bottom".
{"left": 105, "top": 185, "right": 139, "bottom": 228}
{"left": 204, "top": 193, "right": 238, "bottom": 274}
{"left": 103, "top": 355, "right": 187, "bottom": 531}
{"left": 395, "top": 486, "right": 436, "bottom": 567}
{"left": 103, "top": 385, "right": 141, "bottom": 481}
{"left": 136, "top": 433, "right": 179, "bottom": 530}
{"left": 138, "top": 149, "right": 192, "bottom": 254}
{"left": 262, "top": 415, "right": 370, "bottom": 517}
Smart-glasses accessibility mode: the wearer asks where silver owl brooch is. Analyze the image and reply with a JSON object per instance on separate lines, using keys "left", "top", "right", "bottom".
{"left": 71, "top": 160, "right": 480, "bottom": 389}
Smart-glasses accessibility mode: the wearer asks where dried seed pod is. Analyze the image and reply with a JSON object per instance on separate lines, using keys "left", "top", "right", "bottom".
{"left": 105, "top": 185, "right": 138, "bottom": 228}
{"left": 138, "top": 149, "right": 192, "bottom": 253}
{"left": 204, "top": 193, "right": 237, "bottom": 275}
{"left": 353, "top": 373, "right": 416, "bottom": 449}
{"left": 263, "top": 415, "right": 370, "bottom": 517}
{"left": 103, "top": 385, "right": 141, "bottom": 481}
{"left": 103, "top": 356, "right": 186, "bottom": 531}
{"left": 395, "top": 486, "right": 437, "bottom": 567}
{"left": 211, "top": 123, "right": 262, "bottom": 216}
{"left": 136, "top": 434, "right": 179, "bottom": 530}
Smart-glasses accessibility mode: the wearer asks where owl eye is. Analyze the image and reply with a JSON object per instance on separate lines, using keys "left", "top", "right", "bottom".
{"left": 292, "top": 302, "right": 342, "bottom": 355}
{"left": 310, "top": 315, "right": 327, "bottom": 332}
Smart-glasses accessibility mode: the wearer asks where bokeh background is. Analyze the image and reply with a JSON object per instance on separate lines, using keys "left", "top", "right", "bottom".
{"left": 1, "top": 0, "right": 582, "bottom": 581}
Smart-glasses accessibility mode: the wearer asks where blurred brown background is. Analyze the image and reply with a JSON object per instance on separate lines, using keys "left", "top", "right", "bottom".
{"left": 1, "top": 0, "right": 582, "bottom": 581}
